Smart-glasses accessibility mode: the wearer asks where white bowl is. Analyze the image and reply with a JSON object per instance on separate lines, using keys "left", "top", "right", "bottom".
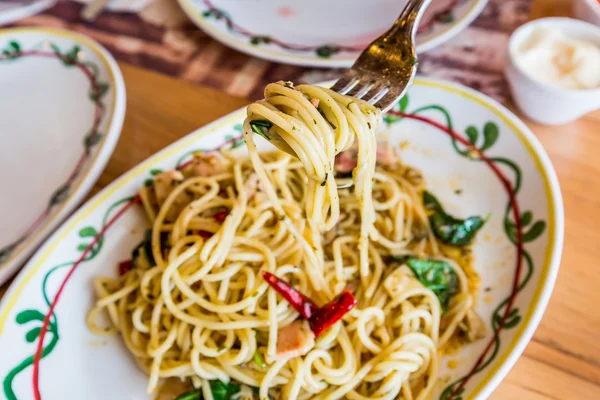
{"left": 505, "top": 17, "right": 600, "bottom": 125}
{"left": 574, "top": 0, "right": 600, "bottom": 26}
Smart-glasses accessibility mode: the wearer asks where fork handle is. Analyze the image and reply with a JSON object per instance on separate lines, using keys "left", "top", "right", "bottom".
{"left": 383, "top": 0, "right": 432, "bottom": 43}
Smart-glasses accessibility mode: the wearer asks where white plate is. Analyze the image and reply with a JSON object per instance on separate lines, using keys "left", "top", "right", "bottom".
{"left": 0, "top": 1, "right": 55, "bottom": 26}
{"left": 0, "top": 28, "right": 126, "bottom": 285}
{"left": 178, "top": 0, "right": 488, "bottom": 67}
{"left": 0, "top": 78, "right": 563, "bottom": 400}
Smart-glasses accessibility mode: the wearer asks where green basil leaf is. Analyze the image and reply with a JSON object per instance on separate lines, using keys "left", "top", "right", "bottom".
{"left": 174, "top": 390, "right": 201, "bottom": 400}
{"left": 423, "top": 191, "right": 486, "bottom": 246}
{"left": 407, "top": 258, "right": 458, "bottom": 310}
{"left": 249, "top": 120, "right": 273, "bottom": 141}
{"left": 422, "top": 190, "right": 444, "bottom": 214}
{"left": 175, "top": 381, "right": 241, "bottom": 400}
{"left": 210, "top": 380, "right": 241, "bottom": 400}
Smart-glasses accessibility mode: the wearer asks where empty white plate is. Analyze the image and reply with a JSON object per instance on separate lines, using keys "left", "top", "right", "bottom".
{"left": 178, "top": 0, "right": 488, "bottom": 67}
{"left": 0, "top": 27, "right": 126, "bottom": 284}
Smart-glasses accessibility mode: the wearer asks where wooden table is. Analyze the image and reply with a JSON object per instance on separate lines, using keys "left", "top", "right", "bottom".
{"left": 2, "top": 1, "right": 600, "bottom": 399}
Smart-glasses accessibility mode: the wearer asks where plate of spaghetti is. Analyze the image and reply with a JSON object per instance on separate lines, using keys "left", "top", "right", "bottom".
{"left": 0, "top": 78, "right": 563, "bottom": 400}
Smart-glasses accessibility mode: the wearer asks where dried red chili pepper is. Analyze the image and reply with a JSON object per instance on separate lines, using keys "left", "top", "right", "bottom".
{"left": 118, "top": 260, "right": 133, "bottom": 276}
{"left": 261, "top": 271, "right": 318, "bottom": 319}
{"left": 214, "top": 210, "right": 228, "bottom": 223}
{"left": 309, "top": 289, "right": 357, "bottom": 337}
{"left": 261, "top": 271, "right": 357, "bottom": 337}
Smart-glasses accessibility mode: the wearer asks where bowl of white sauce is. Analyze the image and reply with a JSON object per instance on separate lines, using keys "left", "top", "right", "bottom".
{"left": 506, "top": 17, "right": 600, "bottom": 125}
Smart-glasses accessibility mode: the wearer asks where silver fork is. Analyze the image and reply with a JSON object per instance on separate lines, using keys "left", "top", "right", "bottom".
{"left": 331, "top": 0, "right": 432, "bottom": 112}
{"left": 254, "top": 0, "right": 431, "bottom": 155}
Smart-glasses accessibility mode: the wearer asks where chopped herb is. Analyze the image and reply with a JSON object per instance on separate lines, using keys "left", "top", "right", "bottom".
{"left": 131, "top": 229, "right": 155, "bottom": 268}
{"left": 455, "top": 189, "right": 463, "bottom": 195}
{"left": 484, "top": 287, "right": 492, "bottom": 292}
{"left": 423, "top": 191, "right": 486, "bottom": 246}
{"left": 407, "top": 258, "right": 458, "bottom": 310}
{"left": 283, "top": 81, "right": 293, "bottom": 88}
{"left": 249, "top": 120, "right": 273, "bottom": 141}
{"left": 211, "top": 380, "right": 241, "bottom": 399}
{"left": 174, "top": 390, "right": 201, "bottom": 400}
{"left": 279, "top": 215, "right": 286, "bottom": 221}
{"left": 175, "top": 380, "right": 241, "bottom": 400}
{"left": 253, "top": 351, "right": 267, "bottom": 368}
{"left": 367, "top": 122, "right": 372, "bottom": 129}
{"left": 301, "top": 210, "right": 307, "bottom": 218}
{"left": 147, "top": 294, "right": 155, "bottom": 300}
{"left": 313, "top": 119, "right": 317, "bottom": 125}
{"left": 389, "top": 255, "right": 409, "bottom": 264}
{"left": 321, "top": 173, "right": 328, "bottom": 187}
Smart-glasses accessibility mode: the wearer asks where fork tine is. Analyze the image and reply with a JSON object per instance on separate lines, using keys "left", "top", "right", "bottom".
{"left": 363, "top": 82, "right": 389, "bottom": 103}
{"left": 330, "top": 74, "right": 358, "bottom": 94}
{"left": 368, "top": 87, "right": 389, "bottom": 105}
{"left": 352, "top": 83, "right": 373, "bottom": 99}
{"left": 374, "top": 84, "right": 409, "bottom": 113}
{"left": 345, "top": 77, "right": 374, "bottom": 99}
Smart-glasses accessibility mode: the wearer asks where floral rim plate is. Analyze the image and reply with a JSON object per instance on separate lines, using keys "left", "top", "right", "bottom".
{"left": 0, "top": 28, "right": 126, "bottom": 285}
{"left": 0, "top": 78, "right": 563, "bottom": 399}
{"left": 0, "top": 0, "right": 55, "bottom": 26}
{"left": 178, "top": 0, "right": 488, "bottom": 67}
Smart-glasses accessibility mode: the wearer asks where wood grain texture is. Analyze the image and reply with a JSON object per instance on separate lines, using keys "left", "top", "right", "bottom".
{"left": 2, "top": 0, "right": 600, "bottom": 398}
{"left": 89, "top": 64, "right": 250, "bottom": 197}
{"left": 9, "top": 0, "right": 532, "bottom": 103}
